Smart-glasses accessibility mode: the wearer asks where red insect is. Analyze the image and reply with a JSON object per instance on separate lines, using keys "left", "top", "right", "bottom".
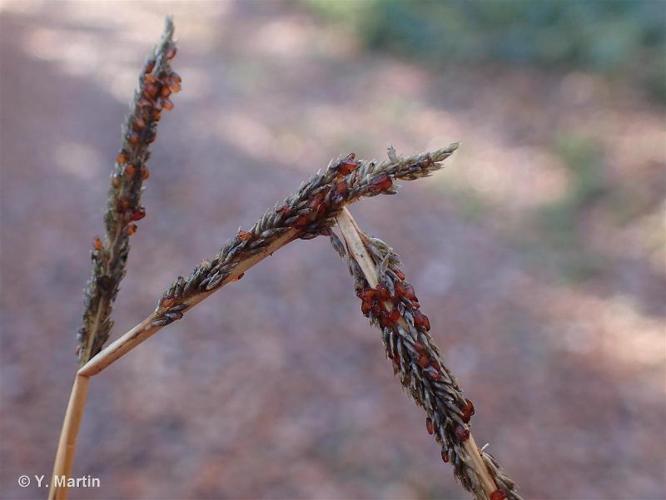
{"left": 133, "top": 116, "right": 146, "bottom": 131}
{"left": 144, "top": 82, "right": 159, "bottom": 99}
{"left": 334, "top": 180, "right": 348, "bottom": 197}
{"left": 368, "top": 173, "right": 392, "bottom": 194}
{"left": 375, "top": 284, "right": 391, "bottom": 301}
{"left": 294, "top": 214, "right": 310, "bottom": 228}
{"left": 426, "top": 417, "right": 434, "bottom": 435}
{"left": 461, "top": 399, "right": 475, "bottom": 423}
{"left": 137, "top": 97, "right": 153, "bottom": 109}
{"left": 417, "top": 353, "right": 430, "bottom": 369}
{"left": 454, "top": 425, "right": 470, "bottom": 442}
{"left": 168, "top": 73, "right": 182, "bottom": 93}
{"left": 337, "top": 153, "right": 358, "bottom": 175}
{"left": 124, "top": 164, "right": 136, "bottom": 178}
{"left": 130, "top": 207, "right": 146, "bottom": 222}
{"left": 309, "top": 192, "right": 326, "bottom": 215}
{"left": 92, "top": 237, "right": 103, "bottom": 251}
{"left": 144, "top": 59, "right": 155, "bottom": 74}
{"left": 395, "top": 281, "right": 417, "bottom": 302}
{"left": 490, "top": 490, "right": 507, "bottom": 500}
{"left": 413, "top": 310, "right": 430, "bottom": 331}
{"left": 237, "top": 230, "right": 252, "bottom": 241}
{"left": 160, "top": 296, "right": 176, "bottom": 309}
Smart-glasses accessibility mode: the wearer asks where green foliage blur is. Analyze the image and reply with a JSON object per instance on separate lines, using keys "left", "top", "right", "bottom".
{"left": 306, "top": 0, "right": 666, "bottom": 101}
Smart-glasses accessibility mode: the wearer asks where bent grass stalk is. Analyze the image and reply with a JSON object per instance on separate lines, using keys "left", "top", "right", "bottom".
{"left": 51, "top": 146, "right": 459, "bottom": 499}
{"left": 333, "top": 208, "right": 521, "bottom": 500}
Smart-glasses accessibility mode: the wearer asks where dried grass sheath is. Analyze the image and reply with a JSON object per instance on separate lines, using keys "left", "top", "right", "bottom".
{"left": 332, "top": 208, "right": 521, "bottom": 500}
{"left": 76, "top": 17, "right": 181, "bottom": 365}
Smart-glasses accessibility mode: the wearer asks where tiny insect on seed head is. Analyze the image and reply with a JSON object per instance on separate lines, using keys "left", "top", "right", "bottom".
{"left": 417, "top": 353, "right": 430, "bottom": 369}
{"left": 396, "top": 281, "right": 417, "bottom": 302}
{"left": 413, "top": 310, "right": 430, "bottom": 331}
{"left": 125, "top": 164, "right": 136, "bottom": 178}
{"left": 368, "top": 173, "right": 393, "bottom": 194}
{"left": 127, "top": 223, "right": 138, "bottom": 236}
{"left": 160, "top": 296, "right": 176, "bottom": 309}
{"left": 144, "top": 59, "right": 155, "bottom": 74}
{"left": 92, "top": 237, "right": 104, "bottom": 251}
{"left": 137, "top": 97, "right": 153, "bottom": 109}
{"left": 144, "top": 82, "right": 159, "bottom": 99}
{"left": 490, "top": 490, "right": 507, "bottom": 500}
{"left": 426, "top": 417, "right": 434, "bottom": 435}
{"left": 461, "top": 399, "right": 475, "bottom": 423}
{"left": 133, "top": 116, "right": 146, "bottom": 131}
{"left": 336, "top": 153, "right": 358, "bottom": 175}
{"left": 237, "top": 230, "right": 252, "bottom": 241}
{"left": 386, "top": 307, "right": 400, "bottom": 325}
{"left": 454, "top": 424, "right": 470, "bottom": 442}
{"left": 130, "top": 206, "right": 146, "bottom": 221}
{"left": 166, "top": 72, "right": 182, "bottom": 93}
{"left": 294, "top": 214, "right": 310, "bottom": 228}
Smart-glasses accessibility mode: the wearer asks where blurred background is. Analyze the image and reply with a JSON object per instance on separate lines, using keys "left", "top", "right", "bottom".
{"left": 1, "top": 1, "right": 664, "bottom": 499}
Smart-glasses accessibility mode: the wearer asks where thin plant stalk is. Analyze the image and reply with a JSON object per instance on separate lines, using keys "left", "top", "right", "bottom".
{"left": 49, "top": 375, "right": 89, "bottom": 500}
{"left": 333, "top": 207, "right": 520, "bottom": 500}
{"left": 51, "top": 146, "right": 459, "bottom": 497}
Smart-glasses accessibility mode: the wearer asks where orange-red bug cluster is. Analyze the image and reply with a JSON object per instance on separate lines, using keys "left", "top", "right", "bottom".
{"left": 110, "top": 50, "right": 181, "bottom": 239}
